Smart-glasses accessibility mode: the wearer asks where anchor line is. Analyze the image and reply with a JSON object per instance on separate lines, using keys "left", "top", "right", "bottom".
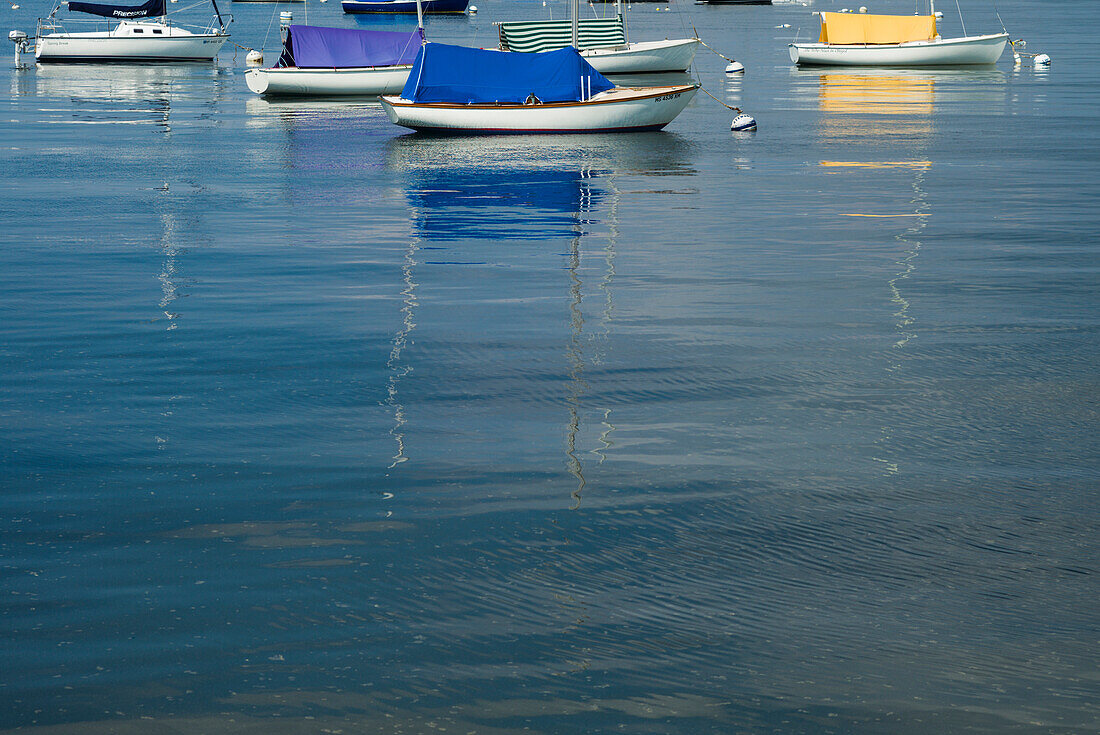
{"left": 692, "top": 26, "right": 738, "bottom": 65}
{"left": 697, "top": 83, "right": 741, "bottom": 113}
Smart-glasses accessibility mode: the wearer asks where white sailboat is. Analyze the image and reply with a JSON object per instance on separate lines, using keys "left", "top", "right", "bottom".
{"left": 788, "top": 2, "right": 1007, "bottom": 66}
{"left": 495, "top": 0, "right": 698, "bottom": 74}
{"left": 246, "top": 0, "right": 427, "bottom": 96}
{"left": 245, "top": 26, "right": 423, "bottom": 95}
{"left": 247, "top": 0, "right": 431, "bottom": 95}
{"left": 33, "top": 0, "right": 229, "bottom": 62}
{"left": 379, "top": 43, "right": 696, "bottom": 134}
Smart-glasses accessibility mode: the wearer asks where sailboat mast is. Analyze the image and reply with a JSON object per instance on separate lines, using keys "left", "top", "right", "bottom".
{"left": 415, "top": 0, "right": 424, "bottom": 35}
{"left": 571, "top": 0, "right": 578, "bottom": 50}
{"left": 209, "top": 0, "right": 225, "bottom": 32}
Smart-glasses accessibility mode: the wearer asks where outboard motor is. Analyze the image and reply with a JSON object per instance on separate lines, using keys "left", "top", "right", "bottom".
{"left": 9, "top": 29, "right": 31, "bottom": 65}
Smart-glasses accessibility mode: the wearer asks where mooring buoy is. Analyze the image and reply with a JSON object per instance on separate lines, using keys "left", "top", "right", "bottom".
{"left": 731, "top": 113, "right": 756, "bottom": 132}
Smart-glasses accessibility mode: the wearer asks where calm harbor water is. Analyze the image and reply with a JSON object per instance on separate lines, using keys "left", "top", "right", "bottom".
{"left": 2, "top": 0, "right": 1098, "bottom": 732}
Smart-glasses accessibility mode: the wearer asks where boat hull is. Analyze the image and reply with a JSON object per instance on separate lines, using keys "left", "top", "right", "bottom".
{"left": 581, "top": 38, "right": 698, "bottom": 74}
{"left": 789, "top": 32, "right": 1008, "bottom": 66}
{"left": 379, "top": 84, "right": 697, "bottom": 134}
{"left": 246, "top": 65, "right": 412, "bottom": 95}
{"left": 35, "top": 23, "right": 227, "bottom": 62}
{"left": 342, "top": 0, "right": 467, "bottom": 13}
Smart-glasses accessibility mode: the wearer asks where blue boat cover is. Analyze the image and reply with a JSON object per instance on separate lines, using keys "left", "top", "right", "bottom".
{"left": 400, "top": 43, "right": 614, "bottom": 104}
{"left": 68, "top": 0, "right": 165, "bottom": 18}
{"left": 279, "top": 25, "right": 424, "bottom": 69}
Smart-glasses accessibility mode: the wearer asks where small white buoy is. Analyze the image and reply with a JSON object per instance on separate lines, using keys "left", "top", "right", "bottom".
{"left": 279, "top": 10, "right": 292, "bottom": 25}
{"left": 1013, "top": 52, "right": 1021, "bottom": 65}
{"left": 859, "top": 5, "right": 867, "bottom": 12}
{"left": 12, "top": 3, "right": 20, "bottom": 8}
{"left": 246, "top": 49, "right": 263, "bottom": 64}
{"left": 731, "top": 113, "right": 756, "bottom": 131}
{"left": 1033, "top": 53, "right": 1050, "bottom": 66}
{"left": 468, "top": 3, "right": 476, "bottom": 11}
{"left": 725, "top": 60, "right": 744, "bottom": 74}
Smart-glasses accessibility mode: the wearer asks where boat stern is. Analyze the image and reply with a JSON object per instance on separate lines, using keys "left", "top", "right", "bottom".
{"left": 245, "top": 68, "right": 269, "bottom": 95}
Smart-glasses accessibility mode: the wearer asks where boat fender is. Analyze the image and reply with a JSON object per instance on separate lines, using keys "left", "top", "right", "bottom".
{"left": 1033, "top": 53, "right": 1050, "bottom": 66}
{"left": 725, "top": 60, "right": 744, "bottom": 74}
{"left": 731, "top": 113, "right": 756, "bottom": 132}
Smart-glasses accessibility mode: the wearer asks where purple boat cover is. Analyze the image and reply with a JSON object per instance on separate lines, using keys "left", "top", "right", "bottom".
{"left": 280, "top": 25, "right": 424, "bottom": 69}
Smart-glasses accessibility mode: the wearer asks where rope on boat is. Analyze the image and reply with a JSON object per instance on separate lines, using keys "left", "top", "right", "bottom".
{"left": 697, "top": 83, "right": 740, "bottom": 113}
{"left": 1008, "top": 39, "right": 1038, "bottom": 58}
{"left": 692, "top": 25, "right": 738, "bottom": 65}
{"left": 229, "top": 41, "right": 249, "bottom": 64}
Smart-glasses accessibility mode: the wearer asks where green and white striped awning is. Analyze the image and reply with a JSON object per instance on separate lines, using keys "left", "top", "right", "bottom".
{"left": 498, "top": 17, "right": 626, "bottom": 53}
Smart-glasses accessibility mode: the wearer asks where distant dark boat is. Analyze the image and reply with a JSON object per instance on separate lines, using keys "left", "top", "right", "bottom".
{"left": 342, "top": 0, "right": 466, "bottom": 13}
{"left": 695, "top": 0, "right": 771, "bottom": 4}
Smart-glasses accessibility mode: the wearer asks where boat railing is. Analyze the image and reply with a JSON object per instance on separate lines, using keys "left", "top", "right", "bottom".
{"left": 36, "top": 13, "right": 228, "bottom": 36}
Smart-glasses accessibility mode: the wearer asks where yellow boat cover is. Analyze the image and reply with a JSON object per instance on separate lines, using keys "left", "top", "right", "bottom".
{"left": 818, "top": 12, "right": 937, "bottom": 44}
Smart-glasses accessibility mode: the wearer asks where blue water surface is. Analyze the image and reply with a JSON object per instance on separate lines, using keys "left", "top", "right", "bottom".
{"left": 1, "top": 0, "right": 1097, "bottom": 732}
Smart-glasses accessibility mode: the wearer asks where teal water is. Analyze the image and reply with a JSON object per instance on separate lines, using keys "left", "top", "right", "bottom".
{"left": 1, "top": 0, "right": 1098, "bottom": 732}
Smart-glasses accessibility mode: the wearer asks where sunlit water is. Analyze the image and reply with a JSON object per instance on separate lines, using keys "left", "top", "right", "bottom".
{"left": 1, "top": 0, "right": 1097, "bottom": 732}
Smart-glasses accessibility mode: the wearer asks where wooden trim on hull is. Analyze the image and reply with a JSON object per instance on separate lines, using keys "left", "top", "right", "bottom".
{"left": 384, "top": 84, "right": 697, "bottom": 111}
{"left": 380, "top": 84, "right": 697, "bottom": 135}
{"left": 397, "top": 123, "right": 671, "bottom": 135}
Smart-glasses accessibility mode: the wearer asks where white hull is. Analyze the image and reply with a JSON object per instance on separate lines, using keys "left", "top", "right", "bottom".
{"left": 246, "top": 65, "right": 412, "bottom": 95}
{"left": 789, "top": 33, "right": 1008, "bottom": 66}
{"left": 379, "top": 84, "right": 697, "bottom": 134}
{"left": 581, "top": 38, "right": 699, "bottom": 74}
{"left": 36, "top": 21, "right": 227, "bottom": 62}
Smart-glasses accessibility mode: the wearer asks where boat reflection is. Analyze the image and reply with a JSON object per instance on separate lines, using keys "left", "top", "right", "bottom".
{"left": 16, "top": 63, "right": 232, "bottom": 129}
{"left": 813, "top": 70, "right": 939, "bottom": 474}
{"left": 243, "top": 95, "right": 386, "bottom": 131}
{"left": 379, "top": 135, "right": 681, "bottom": 505}
{"left": 793, "top": 66, "right": 1006, "bottom": 138}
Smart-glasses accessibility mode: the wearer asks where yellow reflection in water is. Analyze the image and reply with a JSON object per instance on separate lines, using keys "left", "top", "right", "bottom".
{"left": 820, "top": 161, "right": 933, "bottom": 169}
{"left": 819, "top": 73, "right": 935, "bottom": 116}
